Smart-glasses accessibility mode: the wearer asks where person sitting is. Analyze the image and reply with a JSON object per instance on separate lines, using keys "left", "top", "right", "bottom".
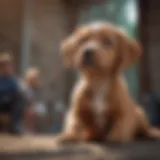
{"left": 21, "top": 68, "right": 47, "bottom": 133}
{"left": 0, "top": 52, "right": 24, "bottom": 134}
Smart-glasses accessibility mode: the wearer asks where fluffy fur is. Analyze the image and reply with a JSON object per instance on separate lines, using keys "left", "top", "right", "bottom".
{"left": 58, "top": 22, "right": 160, "bottom": 143}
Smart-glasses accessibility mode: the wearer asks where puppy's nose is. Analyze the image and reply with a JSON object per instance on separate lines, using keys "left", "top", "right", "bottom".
{"left": 83, "top": 48, "right": 94, "bottom": 65}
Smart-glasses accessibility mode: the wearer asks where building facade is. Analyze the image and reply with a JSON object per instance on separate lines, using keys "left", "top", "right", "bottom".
{"left": 0, "top": 0, "right": 160, "bottom": 107}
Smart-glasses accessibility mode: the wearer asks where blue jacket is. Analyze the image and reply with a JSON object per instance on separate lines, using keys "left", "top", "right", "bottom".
{"left": 0, "top": 75, "right": 19, "bottom": 111}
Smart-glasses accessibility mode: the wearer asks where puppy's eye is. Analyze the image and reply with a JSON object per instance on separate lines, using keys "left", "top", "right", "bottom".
{"left": 102, "top": 38, "right": 113, "bottom": 48}
{"left": 79, "top": 36, "right": 88, "bottom": 44}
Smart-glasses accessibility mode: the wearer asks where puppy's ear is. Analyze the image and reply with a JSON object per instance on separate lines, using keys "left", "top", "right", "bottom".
{"left": 118, "top": 30, "right": 142, "bottom": 69}
{"left": 125, "top": 39, "right": 141, "bottom": 68}
{"left": 60, "top": 35, "right": 77, "bottom": 67}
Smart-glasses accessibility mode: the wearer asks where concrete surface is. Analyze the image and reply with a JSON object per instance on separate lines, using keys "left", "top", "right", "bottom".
{"left": 0, "top": 135, "right": 160, "bottom": 160}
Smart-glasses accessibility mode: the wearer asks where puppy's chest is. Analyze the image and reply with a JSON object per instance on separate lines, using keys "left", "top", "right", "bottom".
{"left": 92, "top": 84, "right": 109, "bottom": 126}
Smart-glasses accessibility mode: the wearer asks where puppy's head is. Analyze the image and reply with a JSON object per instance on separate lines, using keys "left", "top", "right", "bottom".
{"left": 61, "top": 22, "right": 141, "bottom": 76}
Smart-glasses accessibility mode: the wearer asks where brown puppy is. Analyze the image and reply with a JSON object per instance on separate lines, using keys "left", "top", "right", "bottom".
{"left": 59, "top": 22, "right": 160, "bottom": 143}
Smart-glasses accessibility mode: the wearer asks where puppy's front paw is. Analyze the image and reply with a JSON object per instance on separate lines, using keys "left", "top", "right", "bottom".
{"left": 80, "top": 130, "right": 96, "bottom": 142}
{"left": 105, "top": 131, "right": 122, "bottom": 142}
{"left": 55, "top": 133, "right": 79, "bottom": 146}
{"left": 106, "top": 132, "right": 131, "bottom": 143}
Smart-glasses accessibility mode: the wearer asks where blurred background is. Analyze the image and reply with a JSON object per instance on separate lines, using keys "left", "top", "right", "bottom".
{"left": 0, "top": 0, "right": 160, "bottom": 134}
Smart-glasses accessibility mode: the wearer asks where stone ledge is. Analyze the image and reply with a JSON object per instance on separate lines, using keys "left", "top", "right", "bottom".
{"left": 0, "top": 135, "right": 160, "bottom": 160}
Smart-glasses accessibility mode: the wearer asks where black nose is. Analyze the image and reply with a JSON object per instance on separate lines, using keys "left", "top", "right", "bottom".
{"left": 83, "top": 48, "right": 94, "bottom": 65}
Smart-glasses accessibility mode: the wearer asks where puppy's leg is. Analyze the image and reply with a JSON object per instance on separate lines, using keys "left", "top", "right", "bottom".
{"left": 56, "top": 112, "right": 98, "bottom": 144}
{"left": 106, "top": 112, "right": 137, "bottom": 142}
{"left": 56, "top": 113, "right": 96, "bottom": 144}
{"left": 55, "top": 119, "right": 82, "bottom": 144}
{"left": 136, "top": 108, "right": 160, "bottom": 140}
{"left": 57, "top": 80, "right": 98, "bottom": 143}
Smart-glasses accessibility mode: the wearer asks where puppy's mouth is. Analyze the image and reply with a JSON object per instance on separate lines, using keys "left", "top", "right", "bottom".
{"left": 81, "top": 48, "right": 95, "bottom": 67}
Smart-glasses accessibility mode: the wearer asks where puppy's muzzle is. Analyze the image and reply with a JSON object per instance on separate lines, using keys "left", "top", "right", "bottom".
{"left": 83, "top": 48, "right": 94, "bottom": 65}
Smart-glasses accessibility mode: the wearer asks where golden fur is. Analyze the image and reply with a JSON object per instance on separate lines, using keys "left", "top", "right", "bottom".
{"left": 58, "top": 22, "right": 160, "bottom": 143}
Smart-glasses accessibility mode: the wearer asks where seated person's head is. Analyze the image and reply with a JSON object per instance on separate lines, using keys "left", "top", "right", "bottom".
{"left": 0, "top": 52, "right": 14, "bottom": 77}
{"left": 24, "top": 68, "right": 40, "bottom": 89}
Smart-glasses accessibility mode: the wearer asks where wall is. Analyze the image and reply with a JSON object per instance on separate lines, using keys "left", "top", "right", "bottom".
{"left": 29, "top": 0, "right": 80, "bottom": 104}
{"left": 0, "top": 0, "right": 23, "bottom": 70}
{"left": 0, "top": 0, "right": 106, "bottom": 104}
{"left": 145, "top": 0, "right": 160, "bottom": 92}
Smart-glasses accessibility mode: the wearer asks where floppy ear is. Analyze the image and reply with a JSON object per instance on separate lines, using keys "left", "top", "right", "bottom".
{"left": 125, "top": 39, "right": 141, "bottom": 68}
{"left": 118, "top": 31, "right": 142, "bottom": 69}
{"left": 60, "top": 35, "right": 77, "bottom": 67}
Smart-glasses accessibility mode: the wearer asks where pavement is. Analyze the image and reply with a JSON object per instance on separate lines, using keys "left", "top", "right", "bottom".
{"left": 0, "top": 134, "right": 160, "bottom": 160}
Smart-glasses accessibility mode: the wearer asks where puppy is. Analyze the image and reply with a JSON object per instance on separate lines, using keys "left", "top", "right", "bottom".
{"left": 58, "top": 22, "right": 160, "bottom": 143}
